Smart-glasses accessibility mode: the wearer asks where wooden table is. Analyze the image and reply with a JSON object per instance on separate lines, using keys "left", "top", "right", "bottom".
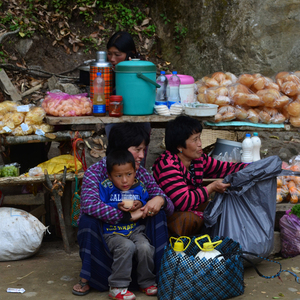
{"left": 0, "top": 172, "right": 84, "bottom": 248}
{"left": 45, "top": 114, "right": 300, "bottom": 132}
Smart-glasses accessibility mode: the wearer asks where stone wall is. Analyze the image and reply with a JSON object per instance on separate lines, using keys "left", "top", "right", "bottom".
{"left": 149, "top": 0, "right": 300, "bottom": 79}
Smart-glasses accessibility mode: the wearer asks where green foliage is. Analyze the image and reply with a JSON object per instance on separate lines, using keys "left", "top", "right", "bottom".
{"left": 173, "top": 22, "right": 188, "bottom": 54}
{"left": 160, "top": 13, "right": 170, "bottom": 24}
{"left": 290, "top": 204, "right": 300, "bottom": 219}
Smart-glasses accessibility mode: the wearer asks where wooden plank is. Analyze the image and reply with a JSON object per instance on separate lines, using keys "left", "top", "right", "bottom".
{"left": 276, "top": 203, "right": 294, "bottom": 212}
{"left": 30, "top": 204, "right": 46, "bottom": 219}
{"left": 45, "top": 115, "right": 299, "bottom": 131}
{"left": 0, "top": 131, "right": 94, "bottom": 145}
{"left": 0, "top": 172, "right": 84, "bottom": 186}
{"left": 3, "top": 192, "right": 44, "bottom": 205}
{"left": 0, "top": 69, "right": 22, "bottom": 101}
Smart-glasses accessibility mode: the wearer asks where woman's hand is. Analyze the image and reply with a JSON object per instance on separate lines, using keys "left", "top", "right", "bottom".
{"left": 206, "top": 180, "right": 230, "bottom": 194}
{"left": 130, "top": 200, "right": 142, "bottom": 212}
{"left": 130, "top": 209, "right": 143, "bottom": 221}
{"left": 140, "top": 196, "right": 165, "bottom": 219}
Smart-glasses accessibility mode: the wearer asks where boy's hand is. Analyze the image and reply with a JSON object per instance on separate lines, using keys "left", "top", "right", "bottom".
{"left": 118, "top": 202, "right": 131, "bottom": 212}
{"left": 130, "top": 200, "right": 142, "bottom": 212}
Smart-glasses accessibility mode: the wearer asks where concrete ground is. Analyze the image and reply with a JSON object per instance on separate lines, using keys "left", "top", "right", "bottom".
{"left": 2, "top": 238, "right": 300, "bottom": 300}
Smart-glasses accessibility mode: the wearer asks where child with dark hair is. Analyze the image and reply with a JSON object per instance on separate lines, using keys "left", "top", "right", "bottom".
{"left": 100, "top": 149, "right": 157, "bottom": 300}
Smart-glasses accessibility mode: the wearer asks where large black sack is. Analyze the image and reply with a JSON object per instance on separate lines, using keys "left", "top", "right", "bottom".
{"left": 203, "top": 155, "right": 283, "bottom": 264}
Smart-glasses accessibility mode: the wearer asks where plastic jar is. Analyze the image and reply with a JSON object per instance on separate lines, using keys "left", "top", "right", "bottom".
{"left": 109, "top": 95, "right": 123, "bottom": 117}
{"left": 166, "top": 74, "right": 195, "bottom": 105}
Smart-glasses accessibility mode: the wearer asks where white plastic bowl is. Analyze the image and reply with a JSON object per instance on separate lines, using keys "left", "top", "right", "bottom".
{"left": 184, "top": 103, "right": 218, "bottom": 117}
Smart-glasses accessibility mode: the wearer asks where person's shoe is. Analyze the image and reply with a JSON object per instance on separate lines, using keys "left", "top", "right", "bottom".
{"left": 72, "top": 279, "right": 90, "bottom": 296}
{"left": 108, "top": 287, "right": 136, "bottom": 300}
{"left": 140, "top": 284, "right": 158, "bottom": 296}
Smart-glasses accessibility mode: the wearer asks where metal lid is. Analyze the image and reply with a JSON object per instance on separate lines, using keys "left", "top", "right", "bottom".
{"left": 90, "top": 51, "right": 112, "bottom": 67}
{"left": 78, "top": 65, "right": 90, "bottom": 71}
{"left": 115, "top": 59, "right": 156, "bottom": 72}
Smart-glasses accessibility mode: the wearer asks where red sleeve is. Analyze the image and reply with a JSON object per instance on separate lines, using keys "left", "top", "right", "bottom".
{"left": 153, "top": 158, "right": 209, "bottom": 211}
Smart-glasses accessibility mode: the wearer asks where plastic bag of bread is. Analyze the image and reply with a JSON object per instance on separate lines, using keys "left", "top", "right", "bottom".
{"left": 11, "top": 124, "right": 34, "bottom": 136}
{"left": 214, "top": 105, "right": 236, "bottom": 123}
{"left": 42, "top": 91, "right": 92, "bottom": 117}
{"left": 276, "top": 72, "right": 300, "bottom": 96}
{"left": 32, "top": 123, "right": 54, "bottom": 134}
{"left": 0, "top": 101, "right": 17, "bottom": 115}
{"left": 204, "top": 86, "right": 231, "bottom": 106}
{"left": 24, "top": 107, "right": 46, "bottom": 125}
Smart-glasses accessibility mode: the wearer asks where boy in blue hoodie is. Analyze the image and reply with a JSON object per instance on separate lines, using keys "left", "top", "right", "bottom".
{"left": 100, "top": 149, "right": 157, "bottom": 300}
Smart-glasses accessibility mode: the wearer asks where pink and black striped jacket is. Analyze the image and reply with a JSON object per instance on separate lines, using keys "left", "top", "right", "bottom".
{"left": 152, "top": 150, "right": 246, "bottom": 215}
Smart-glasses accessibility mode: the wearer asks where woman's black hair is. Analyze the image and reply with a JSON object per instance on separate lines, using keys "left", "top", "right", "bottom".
{"left": 106, "top": 149, "right": 135, "bottom": 175}
{"left": 107, "top": 31, "right": 138, "bottom": 60}
{"left": 106, "top": 123, "right": 150, "bottom": 155}
{"left": 165, "top": 115, "right": 203, "bottom": 154}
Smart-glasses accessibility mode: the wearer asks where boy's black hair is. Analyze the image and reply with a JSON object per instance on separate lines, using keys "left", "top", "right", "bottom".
{"left": 165, "top": 115, "right": 203, "bottom": 154}
{"left": 106, "top": 149, "right": 136, "bottom": 175}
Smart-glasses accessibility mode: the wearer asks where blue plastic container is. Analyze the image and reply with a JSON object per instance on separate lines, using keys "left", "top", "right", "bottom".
{"left": 115, "top": 60, "right": 160, "bottom": 115}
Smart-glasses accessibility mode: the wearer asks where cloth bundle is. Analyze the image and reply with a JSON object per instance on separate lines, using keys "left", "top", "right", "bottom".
{"left": 157, "top": 236, "right": 244, "bottom": 300}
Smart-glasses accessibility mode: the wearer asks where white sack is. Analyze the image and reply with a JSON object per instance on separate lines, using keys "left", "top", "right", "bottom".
{"left": 0, "top": 207, "right": 47, "bottom": 261}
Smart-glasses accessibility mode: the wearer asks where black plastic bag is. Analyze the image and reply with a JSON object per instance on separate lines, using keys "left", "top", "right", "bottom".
{"left": 203, "top": 156, "right": 282, "bottom": 264}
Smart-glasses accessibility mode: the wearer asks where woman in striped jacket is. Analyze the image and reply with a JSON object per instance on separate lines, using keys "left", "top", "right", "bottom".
{"left": 152, "top": 115, "right": 247, "bottom": 236}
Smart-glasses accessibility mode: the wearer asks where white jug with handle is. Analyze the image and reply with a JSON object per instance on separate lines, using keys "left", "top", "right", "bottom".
{"left": 195, "top": 234, "right": 224, "bottom": 261}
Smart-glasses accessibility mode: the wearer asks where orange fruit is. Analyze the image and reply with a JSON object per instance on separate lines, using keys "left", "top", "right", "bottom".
{"left": 288, "top": 181, "right": 296, "bottom": 190}
{"left": 276, "top": 194, "right": 283, "bottom": 203}
{"left": 290, "top": 194, "right": 298, "bottom": 204}
{"left": 277, "top": 178, "right": 283, "bottom": 188}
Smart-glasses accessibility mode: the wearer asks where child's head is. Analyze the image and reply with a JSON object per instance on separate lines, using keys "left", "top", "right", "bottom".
{"left": 106, "top": 149, "right": 136, "bottom": 191}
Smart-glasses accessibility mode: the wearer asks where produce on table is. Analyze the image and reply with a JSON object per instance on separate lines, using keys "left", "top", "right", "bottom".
{"left": 42, "top": 91, "right": 92, "bottom": 117}
{"left": 277, "top": 159, "right": 300, "bottom": 203}
{"left": 195, "top": 71, "right": 300, "bottom": 126}
{"left": 0, "top": 163, "right": 20, "bottom": 177}
{"left": 0, "top": 102, "right": 53, "bottom": 136}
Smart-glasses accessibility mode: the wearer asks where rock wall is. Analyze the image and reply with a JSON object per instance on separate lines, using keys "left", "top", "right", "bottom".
{"left": 149, "top": 0, "right": 300, "bottom": 79}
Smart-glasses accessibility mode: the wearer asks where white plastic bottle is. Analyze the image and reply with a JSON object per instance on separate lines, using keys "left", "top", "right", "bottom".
{"left": 92, "top": 72, "right": 106, "bottom": 116}
{"left": 251, "top": 132, "right": 261, "bottom": 162}
{"left": 195, "top": 235, "right": 224, "bottom": 262}
{"left": 155, "top": 70, "right": 168, "bottom": 106}
{"left": 167, "top": 71, "right": 181, "bottom": 108}
{"left": 241, "top": 133, "right": 253, "bottom": 163}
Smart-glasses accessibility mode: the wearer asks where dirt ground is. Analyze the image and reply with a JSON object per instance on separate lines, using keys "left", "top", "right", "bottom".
{"left": 2, "top": 239, "right": 300, "bottom": 300}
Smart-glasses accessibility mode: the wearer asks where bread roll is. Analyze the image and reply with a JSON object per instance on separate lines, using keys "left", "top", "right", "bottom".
{"left": 222, "top": 112, "right": 236, "bottom": 122}
{"left": 274, "top": 95, "right": 290, "bottom": 109}
{"left": 232, "top": 93, "right": 247, "bottom": 106}
{"left": 235, "top": 106, "right": 248, "bottom": 120}
{"left": 281, "top": 81, "right": 299, "bottom": 96}
{"left": 276, "top": 71, "right": 290, "bottom": 81}
{"left": 212, "top": 72, "right": 226, "bottom": 83}
{"left": 197, "top": 93, "right": 206, "bottom": 103}
{"left": 283, "top": 74, "right": 300, "bottom": 84}
{"left": 245, "top": 94, "right": 262, "bottom": 107}
{"left": 205, "top": 78, "right": 219, "bottom": 88}
{"left": 238, "top": 74, "right": 255, "bottom": 87}
{"left": 214, "top": 113, "right": 222, "bottom": 123}
{"left": 253, "top": 77, "right": 266, "bottom": 90}
{"left": 215, "top": 96, "right": 231, "bottom": 106}
{"left": 290, "top": 116, "right": 300, "bottom": 127}
{"left": 287, "top": 100, "right": 300, "bottom": 117}
{"left": 271, "top": 113, "right": 286, "bottom": 124}
{"left": 247, "top": 109, "right": 259, "bottom": 123}
{"left": 259, "top": 110, "right": 271, "bottom": 123}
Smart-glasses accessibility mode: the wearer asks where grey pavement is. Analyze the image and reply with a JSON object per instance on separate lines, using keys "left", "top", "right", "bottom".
{"left": 2, "top": 239, "right": 300, "bottom": 300}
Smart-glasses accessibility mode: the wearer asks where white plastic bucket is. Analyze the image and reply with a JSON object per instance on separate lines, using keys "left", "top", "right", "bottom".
{"left": 166, "top": 74, "right": 195, "bottom": 105}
